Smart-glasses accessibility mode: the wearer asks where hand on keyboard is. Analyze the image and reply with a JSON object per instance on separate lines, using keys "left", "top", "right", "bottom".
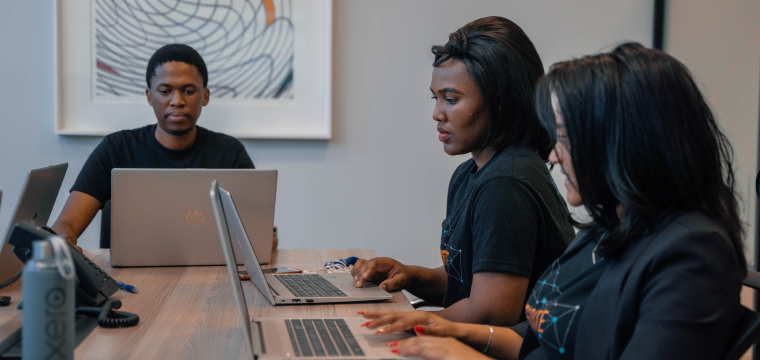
{"left": 351, "top": 257, "right": 413, "bottom": 291}
{"left": 359, "top": 310, "right": 461, "bottom": 338}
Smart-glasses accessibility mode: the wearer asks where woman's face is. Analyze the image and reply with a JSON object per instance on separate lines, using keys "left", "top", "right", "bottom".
{"left": 548, "top": 95, "right": 583, "bottom": 206}
{"left": 430, "top": 59, "right": 490, "bottom": 156}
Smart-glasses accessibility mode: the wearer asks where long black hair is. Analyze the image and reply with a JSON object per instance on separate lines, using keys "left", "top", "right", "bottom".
{"left": 432, "top": 16, "right": 552, "bottom": 161}
{"left": 535, "top": 43, "right": 746, "bottom": 276}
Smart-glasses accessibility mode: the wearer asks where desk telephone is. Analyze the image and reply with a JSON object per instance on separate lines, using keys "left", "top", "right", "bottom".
{"left": 7, "top": 221, "right": 120, "bottom": 307}
{"left": 0, "top": 222, "right": 134, "bottom": 358}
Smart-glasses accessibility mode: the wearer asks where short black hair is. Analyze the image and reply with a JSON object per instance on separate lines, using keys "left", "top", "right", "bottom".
{"left": 146, "top": 44, "right": 208, "bottom": 89}
{"left": 535, "top": 43, "right": 746, "bottom": 276}
{"left": 432, "top": 16, "right": 551, "bottom": 161}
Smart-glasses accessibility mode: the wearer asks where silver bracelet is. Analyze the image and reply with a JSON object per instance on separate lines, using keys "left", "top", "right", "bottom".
{"left": 483, "top": 325, "right": 494, "bottom": 354}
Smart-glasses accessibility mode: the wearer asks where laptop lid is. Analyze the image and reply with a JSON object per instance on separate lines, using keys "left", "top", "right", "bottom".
{"left": 217, "top": 185, "right": 277, "bottom": 305}
{"left": 0, "top": 163, "right": 67, "bottom": 284}
{"left": 111, "top": 169, "right": 276, "bottom": 267}
{"left": 210, "top": 180, "right": 259, "bottom": 359}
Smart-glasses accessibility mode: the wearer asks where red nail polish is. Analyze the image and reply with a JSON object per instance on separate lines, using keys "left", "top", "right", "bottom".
{"left": 360, "top": 321, "right": 372, "bottom": 327}
{"left": 391, "top": 349, "right": 401, "bottom": 354}
{"left": 387, "top": 340, "right": 399, "bottom": 347}
{"left": 357, "top": 311, "right": 367, "bottom": 315}
{"left": 414, "top": 325, "right": 424, "bottom": 334}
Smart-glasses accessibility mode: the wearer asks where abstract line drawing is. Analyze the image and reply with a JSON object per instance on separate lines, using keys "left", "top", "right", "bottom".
{"left": 526, "top": 260, "right": 580, "bottom": 355}
{"left": 93, "top": 0, "right": 294, "bottom": 100}
{"left": 441, "top": 220, "right": 464, "bottom": 283}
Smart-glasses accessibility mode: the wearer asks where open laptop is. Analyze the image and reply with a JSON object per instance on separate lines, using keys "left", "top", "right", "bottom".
{"left": 211, "top": 180, "right": 415, "bottom": 359}
{"left": 0, "top": 163, "right": 68, "bottom": 285}
{"left": 212, "top": 181, "right": 393, "bottom": 305}
{"left": 110, "top": 169, "right": 276, "bottom": 267}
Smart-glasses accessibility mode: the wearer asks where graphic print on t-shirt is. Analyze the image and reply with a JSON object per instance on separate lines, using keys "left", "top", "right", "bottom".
{"left": 440, "top": 220, "right": 464, "bottom": 284}
{"left": 525, "top": 260, "right": 580, "bottom": 355}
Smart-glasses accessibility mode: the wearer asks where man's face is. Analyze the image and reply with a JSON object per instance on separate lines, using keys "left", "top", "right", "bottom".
{"left": 146, "top": 61, "right": 209, "bottom": 136}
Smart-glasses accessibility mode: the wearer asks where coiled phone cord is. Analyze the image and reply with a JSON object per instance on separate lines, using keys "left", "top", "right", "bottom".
{"left": 76, "top": 298, "right": 139, "bottom": 328}
{"left": 0, "top": 270, "right": 21, "bottom": 290}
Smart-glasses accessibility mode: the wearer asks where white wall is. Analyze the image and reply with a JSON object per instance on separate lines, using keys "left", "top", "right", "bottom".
{"left": 0, "top": 0, "right": 652, "bottom": 268}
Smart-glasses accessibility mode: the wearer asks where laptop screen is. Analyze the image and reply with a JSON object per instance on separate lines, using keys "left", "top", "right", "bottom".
{"left": 217, "top": 186, "right": 276, "bottom": 305}
{"left": 209, "top": 180, "right": 256, "bottom": 357}
{"left": 0, "top": 163, "right": 67, "bottom": 285}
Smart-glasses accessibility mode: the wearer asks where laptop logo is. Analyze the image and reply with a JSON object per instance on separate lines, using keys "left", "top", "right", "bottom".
{"left": 30, "top": 213, "right": 38, "bottom": 225}
{"left": 184, "top": 210, "right": 204, "bottom": 226}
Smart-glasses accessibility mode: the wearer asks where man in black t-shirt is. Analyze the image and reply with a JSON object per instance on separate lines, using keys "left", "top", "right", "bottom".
{"left": 51, "top": 44, "right": 256, "bottom": 249}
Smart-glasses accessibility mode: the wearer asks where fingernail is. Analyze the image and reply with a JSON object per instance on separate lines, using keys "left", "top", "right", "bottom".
{"left": 375, "top": 326, "right": 389, "bottom": 335}
{"left": 414, "top": 325, "right": 424, "bottom": 334}
{"left": 386, "top": 340, "right": 399, "bottom": 347}
{"left": 357, "top": 311, "right": 368, "bottom": 315}
{"left": 353, "top": 276, "right": 358, "bottom": 282}
{"left": 380, "top": 284, "right": 386, "bottom": 290}
{"left": 391, "top": 349, "right": 401, "bottom": 354}
{"left": 360, "top": 321, "right": 372, "bottom": 327}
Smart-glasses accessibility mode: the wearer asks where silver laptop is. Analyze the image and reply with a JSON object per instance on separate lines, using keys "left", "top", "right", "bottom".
{"left": 111, "top": 169, "right": 276, "bottom": 267}
{"left": 212, "top": 180, "right": 392, "bottom": 305}
{"left": 0, "top": 163, "right": 68, "bottom": 285}
{"left": 211, "top": 181, "right": 414, "bottom": 359}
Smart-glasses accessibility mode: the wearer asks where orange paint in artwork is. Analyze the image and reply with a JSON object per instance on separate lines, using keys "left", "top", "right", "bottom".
{"left": 440, "top": 250, "right": 449, "bottom": 265}
{"left": 264, "top": 0, "right": 275, "bottom": 27}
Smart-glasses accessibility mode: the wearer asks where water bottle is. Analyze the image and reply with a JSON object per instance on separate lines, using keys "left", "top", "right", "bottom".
{"left": 22, "top": 237, "right": 76, "bottom": 360}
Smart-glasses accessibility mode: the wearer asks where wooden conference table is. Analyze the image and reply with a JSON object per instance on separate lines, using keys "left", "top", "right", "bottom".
{"left": 0, "top": 249, "right": 413, "bottom": 359}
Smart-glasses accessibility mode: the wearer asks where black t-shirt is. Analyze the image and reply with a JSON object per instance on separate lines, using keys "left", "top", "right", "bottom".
{"left": 519, "top": 230, "right": 608, "bottom": 359}
{"left": 71, "top": 124, "right": 254, "bottom": 206}
{"left": 440, "top": 145, "right": 575, "bottom": 313}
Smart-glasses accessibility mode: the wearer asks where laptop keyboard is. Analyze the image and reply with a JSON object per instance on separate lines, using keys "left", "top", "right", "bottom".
{"left": 274, "top": 274, "right": 348, "bottom": 297}
{"left": 285, "top": 319, "right": 364, "bottom": 357}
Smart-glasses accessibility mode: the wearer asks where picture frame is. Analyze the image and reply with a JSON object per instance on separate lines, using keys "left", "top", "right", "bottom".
{"left": 54, "top": 0, "right": 332, "bottom": 139}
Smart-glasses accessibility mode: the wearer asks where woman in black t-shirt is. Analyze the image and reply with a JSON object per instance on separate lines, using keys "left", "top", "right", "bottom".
{"left": 359, "top": 43, "right": 746, "bottom": 359}
{"left": 350, "top": 17, "right": 574, "bottom": 326}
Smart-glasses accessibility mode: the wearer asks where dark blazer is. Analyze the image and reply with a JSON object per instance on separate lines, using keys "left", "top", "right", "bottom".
{"left": 574, "top": 212, "right": 742, "bottom": 359}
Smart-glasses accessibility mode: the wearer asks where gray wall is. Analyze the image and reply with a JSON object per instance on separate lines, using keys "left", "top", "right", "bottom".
{"left": 664, "top": 0, "right": 759, "bottom": 267}
{"left": 0, "top": 0, "right": 652, "bottom": 268}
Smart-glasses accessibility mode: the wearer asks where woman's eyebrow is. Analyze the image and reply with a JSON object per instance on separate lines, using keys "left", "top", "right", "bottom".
{"left": 431, "top": 87, "right": 464, "bottom": 95}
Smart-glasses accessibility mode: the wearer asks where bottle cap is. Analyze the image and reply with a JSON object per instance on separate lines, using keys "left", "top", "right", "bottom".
{"left": 32, "top": 241, "right": 52, "bottom": 260}
{"left": 31, "top": 238, "right": 75, "bottom": 280}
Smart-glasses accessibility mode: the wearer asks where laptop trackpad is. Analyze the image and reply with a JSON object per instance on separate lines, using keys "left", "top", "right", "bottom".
{"left": 324, "top": 273, "right": 384, "bottom": 291}
{"left": 362, "top": 332, "right": 413, "bottom": 348}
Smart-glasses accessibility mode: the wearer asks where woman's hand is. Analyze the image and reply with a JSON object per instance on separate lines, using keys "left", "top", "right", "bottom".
{"left": 364, "top": 310, "right": 524, "bottom": 359}
{"left": 351, "top": 257, "right": 415, "bottom": 290}
{"left": 389, "top": 336, "right": 493, "bottom": 360}
{"left": 360, "top": 310, "right": 464, "bottom": 338}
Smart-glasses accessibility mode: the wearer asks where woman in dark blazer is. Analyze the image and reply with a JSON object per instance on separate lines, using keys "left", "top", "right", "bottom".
{"left": 357, "top": 43, "right": 747, "bottom": 359}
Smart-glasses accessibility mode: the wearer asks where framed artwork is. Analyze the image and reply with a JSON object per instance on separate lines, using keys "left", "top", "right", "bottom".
{"left": 55, "top": 0, "right": 332, "bottom": 139}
